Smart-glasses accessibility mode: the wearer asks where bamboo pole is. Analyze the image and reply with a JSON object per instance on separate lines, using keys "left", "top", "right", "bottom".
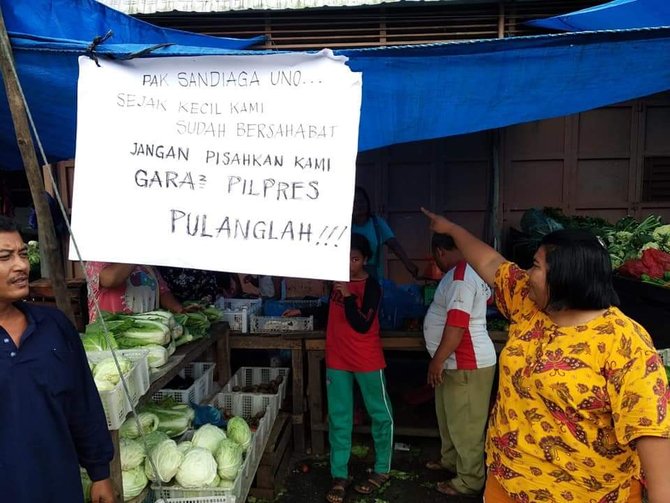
{"left": 0, "top": 5, "right": 75, "bottom": 323}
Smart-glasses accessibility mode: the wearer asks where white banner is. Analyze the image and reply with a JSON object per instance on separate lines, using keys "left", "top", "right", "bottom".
{"left": 70, "top": 51, "right": 362, "bottom": 281}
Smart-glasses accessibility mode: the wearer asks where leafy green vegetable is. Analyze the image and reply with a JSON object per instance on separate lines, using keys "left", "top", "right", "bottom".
{"left": 120, "top": 438, "right": 146, "bottom": 471}
{"left": 192, "top": 424, "right": 227, "bottom": 454}
{"left": 350, "top": 444, "right": 369, "bottom": 458}
{"left": 92, "top": 356, "right": 131, "bottom": 385}
{"left": 175, "top": 447, "right": 218, "bottom": 488}
{"left": 26, "top": 240, "right": 40, "bottom": 266}
{"left": 82, "top": 331, "right": 118, "bottom": 352}
{"left": 227, "top": 416, "right": 252, "bottom": 450}
{"left": 215, "top": 438, "right": 244, "bottom": 480}
{"left": 119, "top": 412, "right": 159, "bottom": 440}
{"left": 144, "top": 439, "right": 183, "bottom": 483}
{"left": 121, "top": 466, "right": 148, "bottom": 500}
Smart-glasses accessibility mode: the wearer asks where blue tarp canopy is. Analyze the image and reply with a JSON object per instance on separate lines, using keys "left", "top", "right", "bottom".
{"left": 2, "top": 0, "right": 670, "bottom": 170}
{"left": 528, "top": 0, "right": 670, "bottom": 31}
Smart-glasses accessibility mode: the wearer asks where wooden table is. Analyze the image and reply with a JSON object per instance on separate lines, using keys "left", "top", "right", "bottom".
{"left": 304, "top": 330, "right": 508, "bottom": 454}
{"left": 227, "top": 333, "right": 306, "bottom": 453}
{"left": 111, "top": 323, "right": 230, "bottom": 502}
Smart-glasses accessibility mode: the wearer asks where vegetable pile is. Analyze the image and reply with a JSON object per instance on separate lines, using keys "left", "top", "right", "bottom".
{"left": 82, "top": 307, "right": 224, "bottom": 370}
{"left": 109, "top": 414, "right": 255, "bottom": 500}
{"left": 526, "top": 209, "right": 670, "bottom": 288}
{"left": 230, "top": 374, "right": 284, "bottom": 395}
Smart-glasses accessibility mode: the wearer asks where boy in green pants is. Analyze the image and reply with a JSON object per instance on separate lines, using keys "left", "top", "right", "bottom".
{"left": 324, "top": 234, "right": 393, "bottom": 503}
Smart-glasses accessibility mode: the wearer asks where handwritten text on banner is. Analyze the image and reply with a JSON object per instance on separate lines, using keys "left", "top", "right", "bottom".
{"left": 70, "top": 51, "right": 362, "bottom": 281}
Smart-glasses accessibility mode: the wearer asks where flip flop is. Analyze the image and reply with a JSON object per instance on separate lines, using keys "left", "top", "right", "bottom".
{"left": 354, "top": 472, "right": 391, "bottom": 495}
{"left": 326, "top": 477, "right": 352, "bottom": 503}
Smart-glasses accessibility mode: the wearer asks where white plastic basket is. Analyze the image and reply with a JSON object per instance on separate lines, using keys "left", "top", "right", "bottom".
{"left": 215, "top": 298, "right": 263, "bottom": 312}
{"left": 250, "top": 315, "right": 313, "bottom": 333}
{"left": 215, "top": 299, "right": 262, "bottom": 333}
{"left": 152, "top": 363, "right": 216, "bottom": 405}
{"left": 221, "top": 367, "right": 290, "bottom": 402}
{"left": 150, "top": 392, "right": 277, "bottom": 503}
{"left": 659, "top": 348, "right": 670, "bottom": 366}
{"left": 87, "top": 349, "right": 150, "bottom": 430}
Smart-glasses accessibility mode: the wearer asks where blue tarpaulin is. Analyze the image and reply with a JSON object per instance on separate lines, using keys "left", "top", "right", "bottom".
{"left": 2, "top": 1, "right": 670, "bottom": 170}
{"left": 529, "top": 0, "right": 670, "bottom": 31}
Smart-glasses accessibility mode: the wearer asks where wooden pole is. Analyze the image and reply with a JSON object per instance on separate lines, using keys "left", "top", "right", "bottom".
{"left": 0, "top": 5, "right": 75, "bottom": 323}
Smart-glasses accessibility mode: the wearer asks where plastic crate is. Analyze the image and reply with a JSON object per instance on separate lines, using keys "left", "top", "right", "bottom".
{"left": 215, "top": 299, "right": 262, "bottom": 333}
{"left": 87, "top": 349, "right": 150, "bottom": 430}
{"left": 215, "top": 298, "right": 263, "bottom": 312}
{"left": 151, "top": 393, "right": 277, "bottom": 503}
{"left": 221, "top": 367, "right": 290, "bottom": 402}
{"left": 659, "top": 348, "right": 670, "bottom": 365}
{"left": 250, "top": 315, "right": 313, "bottom": 333}
{"left": 152, "top": 363, "right": 216, "bottom": 405}
{"left": 262, "top": 299, "right": 322, "bottom": 317}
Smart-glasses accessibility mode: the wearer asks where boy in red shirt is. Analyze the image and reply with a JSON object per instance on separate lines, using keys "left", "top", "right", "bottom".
{"left": 286, "top": 233, "right": 392, "bottom": 502}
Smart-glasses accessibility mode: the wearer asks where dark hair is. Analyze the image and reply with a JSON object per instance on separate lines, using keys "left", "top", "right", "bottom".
{"left": 351, "top": 233, "right": 372, "bottom": 259}
{"left": 431, "top": 233, "right": 456, "bottom": 251}
{"left": 541, "top": 229, "right": 619, "bottom": 310}
{"left": 354, "top": 186, "right": 372, "bottom": 219}
{"left": 0, "top": 216, "right": 18, "bottom": 233}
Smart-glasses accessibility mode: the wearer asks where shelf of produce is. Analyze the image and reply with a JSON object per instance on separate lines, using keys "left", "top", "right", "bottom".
{"left": 108, "top": 322, "right": 230, "bottom": 502}
{"left": 227, "top": 333, "right": 305, "bottom": 453}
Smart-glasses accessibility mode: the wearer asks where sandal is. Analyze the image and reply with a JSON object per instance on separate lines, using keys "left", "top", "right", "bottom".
{"left": 436, "top": 480, "right": 478, "bottom": 498}
{"left": 425, "top": 460, "right": 445, "bottom": 471}
{"left": 354, "top": 472, "right": 391, "bottom": 495}
{"left": 326, "top": 477, "right": 352, "bottom": 503}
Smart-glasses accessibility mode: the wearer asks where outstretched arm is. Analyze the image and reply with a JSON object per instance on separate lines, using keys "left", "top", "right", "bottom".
{"left": 422, "top": 208, "right": 504, "bottom": 287}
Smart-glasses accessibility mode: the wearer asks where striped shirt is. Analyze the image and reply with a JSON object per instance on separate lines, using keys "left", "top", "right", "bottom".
{"left": 423, "top": 261, "right": 496, "bottom": 370}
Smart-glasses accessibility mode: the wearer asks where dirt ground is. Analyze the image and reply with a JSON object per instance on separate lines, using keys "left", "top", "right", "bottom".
{"left": 249, "top": 435, "right": 483, "bottom": 503}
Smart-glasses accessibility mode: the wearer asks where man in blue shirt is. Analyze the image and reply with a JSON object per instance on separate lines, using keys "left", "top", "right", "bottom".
{"left": 0, "top": 217, "right": 114, "bottom": 502}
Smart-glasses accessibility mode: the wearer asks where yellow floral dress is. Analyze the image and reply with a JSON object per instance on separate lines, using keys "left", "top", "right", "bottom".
{"left": 487, "top": 262, "right": 670, "bottom": 503}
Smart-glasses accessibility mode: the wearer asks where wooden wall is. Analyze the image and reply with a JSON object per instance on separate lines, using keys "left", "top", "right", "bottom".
{"left": 359, "top": 92, "right": 670, "bottom": 283}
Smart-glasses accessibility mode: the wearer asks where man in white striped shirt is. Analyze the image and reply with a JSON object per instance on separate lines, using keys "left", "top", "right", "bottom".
{"left": 422, "top": 233, "right": 496, "bottom": 497}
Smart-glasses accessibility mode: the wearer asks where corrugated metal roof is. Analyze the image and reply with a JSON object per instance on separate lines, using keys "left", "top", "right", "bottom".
{"left": 99, "top": 0, "right": 477, "bottom": 14}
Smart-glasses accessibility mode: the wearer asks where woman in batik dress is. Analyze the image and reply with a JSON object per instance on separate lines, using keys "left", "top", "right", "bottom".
{"left": 422, "top": 208, "right": 670, "bottom": 503}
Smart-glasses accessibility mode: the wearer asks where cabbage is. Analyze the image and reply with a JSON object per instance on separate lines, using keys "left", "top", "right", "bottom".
{"left": 117, "top": 319, "right": 171, "bottom": 345}
{"left": 80, "top": 468, "right": 92, "bottom": 502}
{"left": 92, "top": 357, "right": 132, "bottom": 385}
{"left": 82, "top": 331, "right": 118, "bottom": 352}
{"left": 120, "top": 438, "right": 146, "bottom": 471}
{"left": 143, "top": 431, "right": 170, "bottom": 453}
{"left": 191, "top": 424, "right": 226, "bottom": 454}
{"left": 177, "top": 441, "right": 193, "bottom": 454}
{"left": 175, "top": 447, "right": 218, "bottom": 488}
{"left": 120, "top": 412, "right": 159, "bottom": 439}
{"left": 215, "top": 439, "right": 243, "bottom": 481}
{"left": 166, "top": 339, "right": 176, "bottom": 356}
{"left": 209, "top": 475, "right": 221, "bottom": 487}
{"left": 142, "top": 344, "right": 169, "bottom": 368}
{"left": 219, "top": 478, "right": 235, "bottom": 490}
{"left": 144, "top": 439, "right": 183, "bottom": 483}
{"left": 141, "top": 401, "right": 193, "bottom": 437}
{"left": 94, "top": 379, "right": 116, "bottom": 392}
{"left": 122, "top": 466, "right": 148, "bottom": 501}
{"left": 226, "top": 416, "right": 252, "bottom": 450}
